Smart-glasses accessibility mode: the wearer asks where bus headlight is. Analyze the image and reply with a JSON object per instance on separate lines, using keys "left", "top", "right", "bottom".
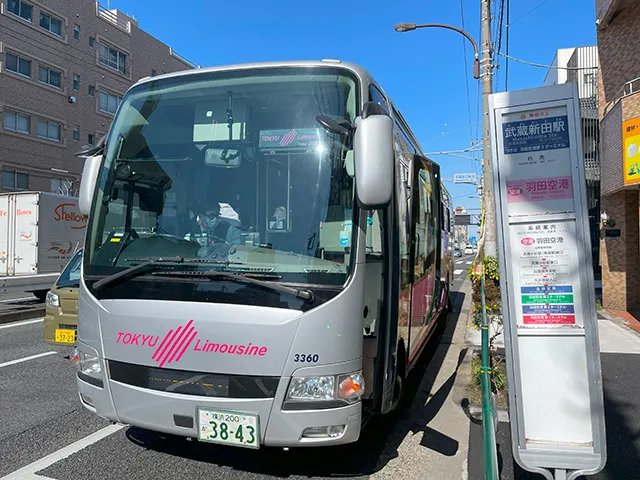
{"left": 287, "top": 376, "right": 335, "bottom": 401}
{"left": 77, "top": 352, "right": 104, "bottom": 388}
{"left": 285, "top": 371, "right": 364, "bottom": 407}
{"left": 45, "top": 291, "right": 59, "bottom": 308}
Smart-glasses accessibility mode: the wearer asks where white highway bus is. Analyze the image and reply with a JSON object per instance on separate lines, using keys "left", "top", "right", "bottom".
{"left": 74, "top": 60, "right": 454, "bottom": 449}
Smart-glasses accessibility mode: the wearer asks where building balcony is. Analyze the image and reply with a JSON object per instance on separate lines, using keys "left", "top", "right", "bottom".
{"left": 95, "top": 2, "right": 134, "bottom": 34}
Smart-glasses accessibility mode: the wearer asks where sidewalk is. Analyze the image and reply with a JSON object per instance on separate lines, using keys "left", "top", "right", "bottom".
{"left": 371, "top": 278, "right": 474, "bottom": 480}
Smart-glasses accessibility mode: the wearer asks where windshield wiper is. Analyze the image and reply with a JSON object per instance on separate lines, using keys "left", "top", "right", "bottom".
{"left": 151, "top": 270, "right": 315, "bottom": 303}
{"left": 92, "top": 256, "right": 234, "bottom": 291}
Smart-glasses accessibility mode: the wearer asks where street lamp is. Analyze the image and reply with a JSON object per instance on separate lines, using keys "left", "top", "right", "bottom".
{"left": 394, "top": 23, "right": 481, "bottom": 79}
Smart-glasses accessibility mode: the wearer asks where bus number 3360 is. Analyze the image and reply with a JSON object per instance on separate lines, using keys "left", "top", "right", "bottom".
{"left": 293, "top": 353, "right": 319, "bottom": 363}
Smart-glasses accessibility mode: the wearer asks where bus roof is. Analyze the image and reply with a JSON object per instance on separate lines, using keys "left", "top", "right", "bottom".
{"left": 133, "top": 59, "right": 376, "bottom": 90}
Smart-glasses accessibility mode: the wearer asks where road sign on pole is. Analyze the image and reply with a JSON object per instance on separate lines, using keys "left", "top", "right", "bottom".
{"left": 489, "top": 83, "right": 606, "bottom": 480}
{"left": 453, "top": 173, "right": 478, "bottom": 184}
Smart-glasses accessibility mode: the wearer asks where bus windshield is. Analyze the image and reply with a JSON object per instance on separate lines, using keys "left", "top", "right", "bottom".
{"left": 84, "top": 66, "right": 360, "bottom": 288}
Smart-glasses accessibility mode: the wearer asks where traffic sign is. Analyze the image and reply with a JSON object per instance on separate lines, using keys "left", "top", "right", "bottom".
{"left": 453, "top": 173, "right": 478, "bottom": 184}
{"left": 489, "top": 83, "right": 606, "bottom": 479}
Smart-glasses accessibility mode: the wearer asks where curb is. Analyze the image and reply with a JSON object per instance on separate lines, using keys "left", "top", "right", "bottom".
{"left": 0, "top": 307, "right": 45, "bottom": 325}
{"left": 452, "top": 301, "right": 510, "bottom": 423}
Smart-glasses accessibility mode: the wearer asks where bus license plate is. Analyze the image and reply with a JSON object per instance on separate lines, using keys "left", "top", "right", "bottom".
{"left": 54, "top": 329, "right": 76, "bottom": 344}
{"left": 197, "top": 408, "right": 259, "bottom": 449}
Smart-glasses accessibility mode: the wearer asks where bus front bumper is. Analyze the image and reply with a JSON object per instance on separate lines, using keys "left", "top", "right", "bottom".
{"left": 77, "top": 374, "right": 362, "bottom": 448}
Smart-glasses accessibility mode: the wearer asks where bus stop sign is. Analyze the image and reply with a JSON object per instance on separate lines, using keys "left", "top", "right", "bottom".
{"left": 488, "top": 83, "right": 606, "bottom": 480}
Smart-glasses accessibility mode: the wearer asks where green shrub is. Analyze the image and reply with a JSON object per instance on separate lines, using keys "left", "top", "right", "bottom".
{"left": 471, "top": 354, "right": 507, "bottom": 393}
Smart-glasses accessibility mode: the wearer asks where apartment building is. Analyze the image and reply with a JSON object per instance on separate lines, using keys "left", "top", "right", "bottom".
{"left": 543, "top": 46, "right": 601, "bottom": 274}
{"left": 596, "top": 0, "right": 640, "bottom": 313}
{"left": 0, "top": 0, "right": 197, "bottom": 194}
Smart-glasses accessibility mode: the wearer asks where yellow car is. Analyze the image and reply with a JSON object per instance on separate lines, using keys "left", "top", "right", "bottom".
{"left": 44, "top": 249, "right": 82, "bottom": 346}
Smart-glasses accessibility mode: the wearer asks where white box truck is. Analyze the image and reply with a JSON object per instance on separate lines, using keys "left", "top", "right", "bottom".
{"left": 0, "top": 192, "right": 85, "bottom": 299}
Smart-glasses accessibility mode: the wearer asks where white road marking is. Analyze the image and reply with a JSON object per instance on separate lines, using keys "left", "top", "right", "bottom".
{"left": 0, "top": 352, "right": 56, "bottom": 368}
{"left": 0, "top": 424, "right": 125, "bottom": 480}
{"left": 454, "top": 269, "right": 463, "bottom": 275}
{"left": 0, "top": 318, "right": 44, "bottom": 330}
{"left": 455, "top": 261, "right": 464, "bottom": 265}
{"left": 466, "top": 261, "right": 473, "bottom": 265}
{"left": 0, "top": 297, "right": 36, "bottom": 303}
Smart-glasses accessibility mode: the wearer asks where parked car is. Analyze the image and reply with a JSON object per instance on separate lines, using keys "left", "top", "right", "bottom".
{"left": 43, "top": 248, "right": 82, "bottom": 346}
{"left": 464, "top": 245, "right": 474, "bottom": 255}
{"left": 454, "top": 247, "right": 462, "bottom": 257}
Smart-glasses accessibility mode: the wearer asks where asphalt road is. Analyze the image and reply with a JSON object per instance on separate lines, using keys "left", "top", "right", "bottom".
{"left": 0, "top": 261, "right": 472, "bottom": 480}
{"left": 0, "top": 291, "right": 40, "bottom": 302}
{"left": 0, "top": 289, "right": 45, "bottom": 322}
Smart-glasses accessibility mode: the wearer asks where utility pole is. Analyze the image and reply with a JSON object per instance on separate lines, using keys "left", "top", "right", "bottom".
{"left": 481, "top": 0, "right": 496, "bottom": 257}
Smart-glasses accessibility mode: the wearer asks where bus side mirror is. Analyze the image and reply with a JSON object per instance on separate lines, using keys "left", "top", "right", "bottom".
{"left": 354, "top": 114, "right": 394, "bottom": 209}
{"left": 79, "top": 155, "right": 102, "bottom": 216}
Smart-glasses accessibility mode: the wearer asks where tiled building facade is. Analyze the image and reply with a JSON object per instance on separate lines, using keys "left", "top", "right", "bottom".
{"left": 0, "top": 0, "right": 196, "bottom": 194}
{"left": 596, "top": 0, "right": 640, "bottom": 312}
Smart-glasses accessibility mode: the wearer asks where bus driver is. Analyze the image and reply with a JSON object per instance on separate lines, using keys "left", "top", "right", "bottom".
{"left": 186, "top": 199, "right": 242, "bottom": 245}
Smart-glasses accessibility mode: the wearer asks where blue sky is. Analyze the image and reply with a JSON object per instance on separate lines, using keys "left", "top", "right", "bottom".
{"left": 110, "top": 0, "right": 596, "bottom": 230}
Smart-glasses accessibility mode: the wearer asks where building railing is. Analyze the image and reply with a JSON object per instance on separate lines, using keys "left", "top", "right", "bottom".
{"left": 96, "top": 2, "right": 131, "bottom": 34}
{"left": 603, "top": 76, "right": 640, "bottom": 117}
{"left": 169, "top": 47, "right": 200, "bottom": 69}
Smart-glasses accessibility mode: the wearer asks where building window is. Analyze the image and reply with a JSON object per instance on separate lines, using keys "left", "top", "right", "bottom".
{"left": 99, "top": 91, "right": 121, "bottom": 115}
{"left": 88, "top": 85, "right": 95, "bottom": 96}
{"left": 74, "top": 24, "right": 80, "bottom": 41}
{"left": 37, "top": 119, "right": 61, "bottom": 142}
{"left": 40, "top": 12, "right": 62, "bottom": 36}
{"left": 98, "top": 44, "right": 127, "bottom": 75}
{"left": 3, "top": 171, "right": 29, "bottom": 190}
{"left": 88, "top": 134, "right": 94, "bottom": 145}
{"left": 584, "top": 73, "right": 594, "bottom": 85}
{"left": 89, "top": 36, "right": 95, "bottom": 48}
{"left": 6, "top": 52, "right": 31, "bottom": 78}
{"left": 7, "top": 0, "right": 32, "bottom": 22}
{"left": 3, "top": 111, "right": 30, "bottom": 134}
{"left": 72, "top": 126, "right": 80, "bottom": 142}
{"left": 73, "top": 74, "right": 80, "bottom": 91}
{"left": 38, "top": 66, "right": 62, "bottom": 89}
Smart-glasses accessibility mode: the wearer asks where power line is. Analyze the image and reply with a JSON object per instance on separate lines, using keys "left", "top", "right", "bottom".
{"left": 507, "top": 0, "right": 551, "bottom": 27}
{"left": 424, "top": 121, "right": 481, "bottom": 143}
{"left": 493, "top": 50, "right": 599, "bottom": 70}
{"left": 505, "top": 0, "right": 510, "bottom": 90}
{"left": 495, "top": 0, "right": 506, "bottom": 91}
{"left": 459, "top": 0, "right": 474, "bottom": 144}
